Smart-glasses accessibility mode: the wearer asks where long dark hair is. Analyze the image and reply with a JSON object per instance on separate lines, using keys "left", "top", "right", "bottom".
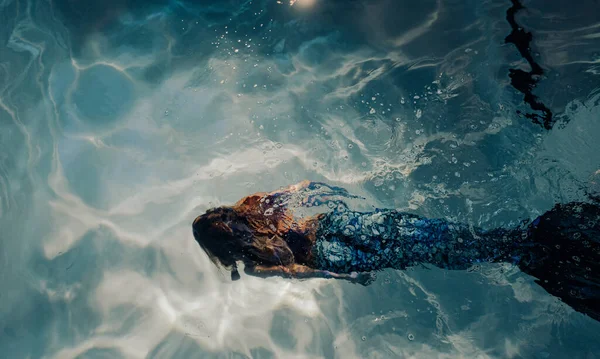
{"left": 192, "top": 205, "right": 295, "bottom": 273}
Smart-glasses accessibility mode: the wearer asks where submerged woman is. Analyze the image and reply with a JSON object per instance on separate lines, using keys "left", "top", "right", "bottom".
{"left": 193, "top": 181, "right": 600, "bottom": 321}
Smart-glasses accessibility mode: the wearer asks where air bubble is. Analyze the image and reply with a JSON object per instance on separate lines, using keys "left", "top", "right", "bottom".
{"left": 407, "top": 333, "right": 415, "bottom": 341}
{"left": 361, "top": 336, "right": 366, "bottom": 341}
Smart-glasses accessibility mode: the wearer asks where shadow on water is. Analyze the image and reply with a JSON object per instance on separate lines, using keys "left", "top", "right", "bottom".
{"left": 504, "top": 0, "right": 554, "bottom": 130}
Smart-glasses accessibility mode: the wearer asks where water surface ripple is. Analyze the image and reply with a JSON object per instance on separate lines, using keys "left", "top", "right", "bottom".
{"left": 1, "top": 0, "right": 600, "bottom": 358}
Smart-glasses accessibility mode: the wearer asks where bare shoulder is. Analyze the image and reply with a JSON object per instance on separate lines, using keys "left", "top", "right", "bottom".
{"left": 267, "top": 180, "right": 312, "bottom": 196}
{"left": 234, "top": 181, "right": 313, "bottom": 210}
{"left": 234, "top": 193, "right": 268, "bottom": 208}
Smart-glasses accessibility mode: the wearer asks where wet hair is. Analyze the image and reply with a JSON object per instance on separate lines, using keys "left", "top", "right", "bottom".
{"left": 192, "top": 207, "right": 244, "bottom": 269}
{"left": 192, "top": 205, "right": 295, "bottom": 275}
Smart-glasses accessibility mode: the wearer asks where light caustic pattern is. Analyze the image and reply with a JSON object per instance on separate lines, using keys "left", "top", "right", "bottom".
{"left": 1, "top": 0, "right": 600, "bottom": 358}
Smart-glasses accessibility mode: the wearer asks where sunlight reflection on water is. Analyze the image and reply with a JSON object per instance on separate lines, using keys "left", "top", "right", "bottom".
{"left": 1, "top": 0, "right": 600, "bottom": 358}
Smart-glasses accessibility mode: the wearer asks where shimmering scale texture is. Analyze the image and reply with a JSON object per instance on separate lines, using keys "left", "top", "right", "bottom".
{"left": 311, "top": 209, "right": 520, "bottom": 273}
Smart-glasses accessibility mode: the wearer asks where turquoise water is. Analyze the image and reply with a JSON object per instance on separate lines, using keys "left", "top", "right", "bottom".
{"left": 1, "top": 0, "right": 600, "bottom": 357}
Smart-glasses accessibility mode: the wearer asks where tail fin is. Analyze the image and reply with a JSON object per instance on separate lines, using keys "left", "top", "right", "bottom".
{"left": 517, "top": 202, "right": 600, "bottom": 321}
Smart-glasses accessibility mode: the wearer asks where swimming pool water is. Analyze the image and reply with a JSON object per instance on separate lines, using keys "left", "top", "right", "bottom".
{"left": 1, "top": 0, "right": 600, "bottom": 357}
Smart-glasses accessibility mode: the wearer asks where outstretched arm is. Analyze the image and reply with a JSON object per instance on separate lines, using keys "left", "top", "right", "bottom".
{"left": 245, "top": 263, "right": 339, "bottom": 279}
{"left": 244, "top": 263, "right": 375, "bottom": 285}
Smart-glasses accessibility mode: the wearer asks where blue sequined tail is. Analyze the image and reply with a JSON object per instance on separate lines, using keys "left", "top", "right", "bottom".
{"left": 516, "top": 202, "right": 600, "bottom": 322}
{"left": 311, "top": 202, "right": 600, "bottom": 322}
{"left": 311, "top": 209, "right": 520, "bottom": 273}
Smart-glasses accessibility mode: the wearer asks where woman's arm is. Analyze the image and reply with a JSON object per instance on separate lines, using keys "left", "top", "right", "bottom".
{"left": 244, "top": 263, "right": 375, "bottom": 285}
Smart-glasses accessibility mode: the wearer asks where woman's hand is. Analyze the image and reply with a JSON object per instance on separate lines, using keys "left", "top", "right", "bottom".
{"left": 349, "top": 271, "right": 377, "bottom": 286}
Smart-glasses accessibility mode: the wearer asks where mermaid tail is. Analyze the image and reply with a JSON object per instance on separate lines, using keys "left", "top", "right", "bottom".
{"left": 311, "top": 209, "right": 520, "bottom": 273}
{"left": 517, "top": 202, "right": 600, "bottom": 321}
{"left": 311, "top": 202, "right": 600, "bottom": 321}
